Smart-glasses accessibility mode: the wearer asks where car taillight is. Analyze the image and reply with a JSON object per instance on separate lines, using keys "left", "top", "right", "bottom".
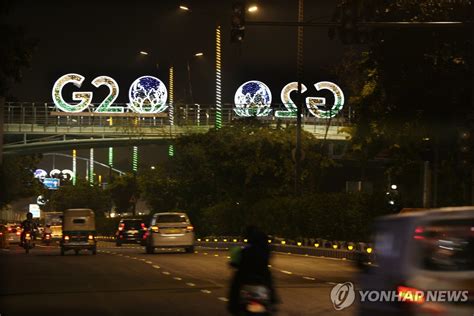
{"left": 7, "top": 227, "right": 12, "bottom": 232}
{"left": 397, "top": 286, "right": 425, "bottom": 304}
{"left": 143, "top": 232, "right": 149, "bottom": 239}
{"left": 88, "top": 235, "right": 94, "bottom": 240}
{"left": 118, "top": 223, "right": 124, "bottom": 231}
{"left": 64, "top": 235, "right": 70, "bottom": 241}
{"left": 413, "top": 226, "right": 425, "bottom": 240}
{"left": 141, "top": 223, "right": 146, "bottom": 229}
{"left": 186, "top": 225, "right": 194, "bottom": 232}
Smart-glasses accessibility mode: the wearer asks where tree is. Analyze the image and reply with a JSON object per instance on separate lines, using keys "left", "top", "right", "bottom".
{"left": 107, "top": 174, "right": 140, "bottom": 215}
{"left": 45, "top": 180, "right": 111, "bottom": 217}
{"left": 0, "top": 155, "right": 41, "bottom": 208}
{"left": 332, "top": 0, "right": 472, "bottom": 205}
{"left": 0, "top": 1, "right": 36, "bottom": 96}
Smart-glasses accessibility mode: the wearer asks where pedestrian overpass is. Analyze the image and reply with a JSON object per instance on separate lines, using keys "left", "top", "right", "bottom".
{"left": 3, "top": 102, "right": 352, "bottom": 155}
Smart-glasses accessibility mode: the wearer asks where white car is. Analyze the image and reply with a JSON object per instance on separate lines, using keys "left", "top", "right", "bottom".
{"left": 145, "top": 212, "right": 195, "bottom": 254}
{"left": 6, "top": 225, "right": 21, "bottom": 244}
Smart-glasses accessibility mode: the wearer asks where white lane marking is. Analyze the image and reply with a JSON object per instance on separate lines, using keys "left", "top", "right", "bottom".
{"left": 218, "top": 297, "right": 229, "bottom": 302}
{"left": 132, "top": 257, "right": 138, "bottom": 259}
{"left": 145, "top": 260, "right": 153, "bottom": 264}
{"left": 124, "top": 255, "right": 130, "bottom": 258}
{"left": 201, "top": 289, "right": 211, "bottom": 294}
{"left": 214, "top": 254, "right": 219, "bottom": 257}
{"left": 203, "top": 252, "right": 208, "bottom": 255}
{"left": 186, "top": 282, "right": 196, "bottom": 287}
{"left": 173, "top": 277, "right": 182, "bottom": 281}
{"left": 273, "top": 251, "right": 351, "bottom": 262}
{"left": 1, "top": 249, "right": 10, "bottom": 252}
{"left": 152, "top": 265, "right": 161, "bottom": 269}
{"left": 162, "top": 271, "right": 171, "bottom": 275}
{"left": 140, "top": 258, "right": 146, "bottom": 261}
{"left": 327, "top": 282, "right": 337, "bottom": 285}
{"left": 280, "top": 270, "right": 293, "bottom": 275}
{"left": 303, "top": 276, "right": 316, "bottom": 281}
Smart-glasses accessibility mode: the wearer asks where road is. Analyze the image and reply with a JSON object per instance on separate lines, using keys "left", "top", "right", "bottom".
{"left": 0, "top": 241, "right": 358, "bottom": 316}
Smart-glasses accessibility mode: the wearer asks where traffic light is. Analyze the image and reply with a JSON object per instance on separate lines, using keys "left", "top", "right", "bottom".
{"left": 458, "top": 128, "right": 473, "bottom": 168}
{"left": 329, "top": 0, "right": 376, "bottom": 45}
{"left": 231, "top": 1, "right": 245, "bottom": 43}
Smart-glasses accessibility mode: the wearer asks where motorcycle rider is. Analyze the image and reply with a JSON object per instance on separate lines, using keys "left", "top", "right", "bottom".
{"left": 20, "top": 212, "right": 38, "bottom": 246}
{"left": 228, "top": 226, "right": 278, "bottom": 315}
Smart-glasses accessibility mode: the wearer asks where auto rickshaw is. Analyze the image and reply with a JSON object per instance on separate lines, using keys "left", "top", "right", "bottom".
{"left": 60, "top": 208, "right": 97, "bottom": 256}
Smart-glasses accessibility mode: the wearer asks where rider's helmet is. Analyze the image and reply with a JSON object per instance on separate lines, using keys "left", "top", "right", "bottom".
{"left": 26, "top": 212, "right": 33, "bottom": 220}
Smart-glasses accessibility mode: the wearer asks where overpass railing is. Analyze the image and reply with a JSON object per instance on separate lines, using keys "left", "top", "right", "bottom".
{"left": 4, "top": 102, "right": 353, "bottom": 131}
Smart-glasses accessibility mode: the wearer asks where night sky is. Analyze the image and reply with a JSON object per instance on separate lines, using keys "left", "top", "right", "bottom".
{"left": 7, "top": 0, "right": 345, "bottom": 104}
{"left": 5, "top": 0, "right": 347, "bottom": 177}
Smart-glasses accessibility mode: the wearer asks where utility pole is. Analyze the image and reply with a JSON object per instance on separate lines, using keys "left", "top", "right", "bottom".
{"left": 0, "top": 97, "right": 4, "bottom": 166}
{"left": 295, "top": 0, "right": 304, "bottom": 196}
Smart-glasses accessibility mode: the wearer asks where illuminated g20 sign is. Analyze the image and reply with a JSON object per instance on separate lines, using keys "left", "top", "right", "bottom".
{"left": 234, "top": 80, "right": 344, "bottom": 119}
{"left": 52, "top": 74, "right": 168, "bottom": 114}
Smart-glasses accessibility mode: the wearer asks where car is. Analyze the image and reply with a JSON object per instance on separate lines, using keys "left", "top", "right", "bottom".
{"left": 115, "top": 218, "right": 147, "bottom": 246}
{"left": 145, "top": 212, "right": 195, "bottom": 254}
{"left": 357, "top": 206, "right": 474, "bottom": 316}
{"left": 6, "top": 224, "right": 21, "bottom": 244}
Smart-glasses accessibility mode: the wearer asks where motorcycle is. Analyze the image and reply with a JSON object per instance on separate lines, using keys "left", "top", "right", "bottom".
{"left": 43, "top": 232, "right": 52, "bottom": 245}
{"left": 239, "top": 284, "right": 272, "bottom": 315}
{"left": 22, "top": 231, "right": 35, "bottom": 254}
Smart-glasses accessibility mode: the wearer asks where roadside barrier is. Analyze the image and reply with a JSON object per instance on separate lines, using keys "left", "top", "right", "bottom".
{"left": 196, "top": 238, "right": 375, "bottom": 261}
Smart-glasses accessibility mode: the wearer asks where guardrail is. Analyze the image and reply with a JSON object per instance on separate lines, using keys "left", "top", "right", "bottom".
{"left": 196, "top": 238, "right": 375, "bottom": 261}
{"left": 96, "top": 235, "right": 375, "bottom": 261}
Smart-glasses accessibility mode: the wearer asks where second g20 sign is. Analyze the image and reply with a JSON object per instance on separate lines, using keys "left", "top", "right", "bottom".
{"left": 52, "top": 73, "right": 344, "bottom": 118}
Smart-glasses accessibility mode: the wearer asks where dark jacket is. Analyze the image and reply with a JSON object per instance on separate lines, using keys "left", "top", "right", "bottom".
{"left": 228, "top": 232, "right": 277, "bottom": 314}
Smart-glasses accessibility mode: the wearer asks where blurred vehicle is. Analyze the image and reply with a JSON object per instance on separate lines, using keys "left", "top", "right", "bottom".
{"left": 145, "top": 212, "right": 195, "bottom": 254}
{"left": 358, "top": 206, "right": 474, "bottom": 316}
{"left": 44, "top": 212, "right": 63, "bottom": 239}
{"left": 60, "top": 209, "right": 97, "bottom": 256}
{"left": 115, "top": 218, "right": 147, "bottom": 246}
{"left": 6, "top": 224, "right": 21, "bottom": 244}
{"left": 22, "top": 230, "right": 34, "bottom": 254}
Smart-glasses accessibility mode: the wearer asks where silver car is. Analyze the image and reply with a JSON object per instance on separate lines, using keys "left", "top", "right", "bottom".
{"left": 358, "top": 207, "right": 474, "bottom": 316}
{"left": 145, "top": 212, "right": 195, "bottom": 254}
{"left": 6, "top": 224, "right": 21, "bottom": 244}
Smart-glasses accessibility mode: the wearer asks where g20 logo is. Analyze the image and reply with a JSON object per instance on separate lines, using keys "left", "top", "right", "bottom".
{"left": 52, "top": 73, "right": 344, "bottom": 119}
{"left": 52, "top": 73, "right": 168, "bottom": 114}
{"left": 234, "top": 80, "right": 344, "bottom": 119}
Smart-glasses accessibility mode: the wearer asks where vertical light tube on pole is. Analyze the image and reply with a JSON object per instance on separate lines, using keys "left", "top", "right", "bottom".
{"left": 215, "top": 25, "right": 222, "bottom": 129}
{"left": 168, "top": 66, "right": 175, "bottom": 157}
{"left": 132, "top": 146, "right": 138, "bottom": 172}
{"left": 72, "top": 149, "right": 77, "bottom": 185}
{"left": 108, "top": 147, "right": 113, "bottom": 167}
{"left": 89, "top": 148, "right": 94, "bottom": 185}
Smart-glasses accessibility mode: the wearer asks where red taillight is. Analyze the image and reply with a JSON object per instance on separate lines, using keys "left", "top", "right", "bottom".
{"left": 186, "top": 225, "right": 194, "bottom": 232}
{"left": 118, "top": 223, "right": 124, "bottom": 231}
{"left": 397, "top": 286, "right": 425, "bottom": 304}
{"left": 143, "top": 232, "right": 149, "bottom": 239}
{"left": 413, "top": 226, "right": 425, "bottom": 240}
{"left": 7, "top": 227, "right": 12, "bottom": 232}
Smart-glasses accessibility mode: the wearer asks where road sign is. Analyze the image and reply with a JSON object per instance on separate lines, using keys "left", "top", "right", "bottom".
{"left": 43, "top": 178, "right": 60, "bottom": 190}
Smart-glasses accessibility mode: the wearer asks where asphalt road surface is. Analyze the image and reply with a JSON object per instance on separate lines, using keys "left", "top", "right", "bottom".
{"left": 0, "top": 241, "right": 358, "bottom": 316}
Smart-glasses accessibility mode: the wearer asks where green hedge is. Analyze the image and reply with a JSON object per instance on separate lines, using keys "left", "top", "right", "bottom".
{"left": 198, "top": 193, "right": 390, "bottom": 242}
